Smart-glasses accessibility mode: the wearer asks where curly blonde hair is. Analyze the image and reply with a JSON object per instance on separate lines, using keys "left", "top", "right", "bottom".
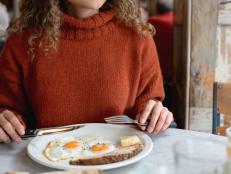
{"left": 8, "top": 0, "right": 154, "bottom": 58}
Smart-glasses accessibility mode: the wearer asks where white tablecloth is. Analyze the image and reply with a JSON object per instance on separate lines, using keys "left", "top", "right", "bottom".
{"left": 0, "top": 128, "right": 227, "bottom": 174}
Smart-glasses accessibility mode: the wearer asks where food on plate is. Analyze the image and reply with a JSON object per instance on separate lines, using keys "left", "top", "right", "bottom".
{"left": 43, "top": 134, "right": 143, "bottom": 165}
{"left": 120, "top": 135, "right": 141, "bottom": 147}
{"left": 39, "top": 169, "right": 102, "bottom": 174}
{"left": 44, "top": 135, "right": 115, "bottom": 162}
{"left": 6, "top": 170, "right": 102, "bottom": 174}
{"left": 44, "top": 136, "right": 84, "bottom": 162}
{"left": 70, "top": 144, "right": 144, "bottom": 165}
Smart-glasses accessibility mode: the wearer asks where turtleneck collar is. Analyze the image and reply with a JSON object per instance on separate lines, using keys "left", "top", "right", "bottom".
{"left": 60, "top": 9, "right": 116, "bottom": 40}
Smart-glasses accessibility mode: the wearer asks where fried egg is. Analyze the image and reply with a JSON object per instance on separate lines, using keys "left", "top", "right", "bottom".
{"left": 44, "top": 135, "right": 116, "bottom": 162}
{"left": 44, "top": 136, "right": 83, "bottom": 162}
{"left": 83, "top": 138, "right": 115, "bottom": 156}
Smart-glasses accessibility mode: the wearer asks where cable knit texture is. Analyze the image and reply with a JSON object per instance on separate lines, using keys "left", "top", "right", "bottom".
{"left": 0, "top": 10, "right": 164, "bottom": 128}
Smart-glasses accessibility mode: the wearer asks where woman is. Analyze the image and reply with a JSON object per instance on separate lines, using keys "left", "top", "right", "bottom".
{"left": 0, "top": 0, "right": 173, "bottom": 144}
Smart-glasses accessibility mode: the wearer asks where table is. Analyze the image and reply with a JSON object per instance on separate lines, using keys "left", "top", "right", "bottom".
{"left": 0, "top": 128, "right": 228, "bottom": 174}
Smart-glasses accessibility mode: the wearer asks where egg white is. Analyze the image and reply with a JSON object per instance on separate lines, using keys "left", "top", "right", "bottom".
{"left": 44, "top": 136, "right": 84, "bottom": 162}
{"left": 44, "top": 135, "right": 116, "bottom": 162}
{"left": 81, "top": 136, "right": 116, "bottom": 157}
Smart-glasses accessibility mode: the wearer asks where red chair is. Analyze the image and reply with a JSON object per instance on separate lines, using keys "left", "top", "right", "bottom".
{"left": 149, "top": 12, "right": 174, "bottom": 80}
{"left": 149, "top": 12, "right": 174, "bottom": 110}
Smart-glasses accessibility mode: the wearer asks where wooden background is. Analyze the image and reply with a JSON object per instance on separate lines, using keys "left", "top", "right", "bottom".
{"left": 174, "top": 0, "right": 231, "bottom": 132}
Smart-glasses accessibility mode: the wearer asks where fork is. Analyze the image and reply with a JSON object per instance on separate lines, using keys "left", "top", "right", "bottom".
{"left": 104, "top": 115, "right": 148, "bottom": 126}
{"left": 104, "top": 115, "right": 177, "bottom": 128}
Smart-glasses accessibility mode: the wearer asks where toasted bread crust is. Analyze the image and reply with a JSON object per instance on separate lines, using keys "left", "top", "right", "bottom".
{"left": 6, "top": 170, "right": 102, "bottom": 174}
{"left": 69, "top": 144, "right": 144, "bottom": 165}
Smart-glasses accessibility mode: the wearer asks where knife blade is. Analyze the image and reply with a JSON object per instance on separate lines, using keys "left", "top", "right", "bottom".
{"left": 21, "top": 125, "right": 85, "bottom": 139}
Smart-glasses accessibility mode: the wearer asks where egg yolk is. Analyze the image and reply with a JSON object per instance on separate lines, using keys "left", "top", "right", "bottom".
{"left": 90, "top": 144, "right": 109, "bottom": 152}
{"left": 64, "top": 141, "right": 80, "bottom": 149}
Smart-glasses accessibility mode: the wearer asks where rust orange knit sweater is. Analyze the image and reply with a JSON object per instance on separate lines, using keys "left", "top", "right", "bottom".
{"left": 0, "top": 10, "right": 164, "bottom": 128}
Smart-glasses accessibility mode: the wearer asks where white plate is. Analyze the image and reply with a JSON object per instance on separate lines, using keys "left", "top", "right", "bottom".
{"left": 27, "top": 123, "right": 153, "bottom": 170}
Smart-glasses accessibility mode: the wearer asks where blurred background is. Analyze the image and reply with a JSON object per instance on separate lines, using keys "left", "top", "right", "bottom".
{"left": 0, "top": 0, "right": 231, "bottom": 134}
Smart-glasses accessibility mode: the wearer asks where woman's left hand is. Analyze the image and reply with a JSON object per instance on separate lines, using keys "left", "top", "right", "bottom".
{"left": 137, "top": 100, "right": 174, "bottom": 133}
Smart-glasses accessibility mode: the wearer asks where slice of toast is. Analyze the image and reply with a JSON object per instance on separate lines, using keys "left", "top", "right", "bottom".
{"left": 40, "top": 170, "right": 102, "bottom": 174}
{"left": 69, "top": 144, "right": 144, "bottom": 165}
{"left": 6, "top": 170, "right": 102, "bottom": 174}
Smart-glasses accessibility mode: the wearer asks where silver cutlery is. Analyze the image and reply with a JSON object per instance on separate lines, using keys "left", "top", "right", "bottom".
{"left": 21, "top": 125, "right": 85, "bottom": 139}
{"left": 104, "top": 115, "right": 177, "bottom": 128}
{"left": 104, "top": 115, "right": 148, "bottom": 126}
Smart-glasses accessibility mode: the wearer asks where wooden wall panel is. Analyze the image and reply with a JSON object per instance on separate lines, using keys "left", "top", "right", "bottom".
{"left": 190, "top": 0, "right": 218, "bottom": 108}
{"left": 216, "top": 0, "right": 231, "bottom": 83}
{"left": 189, "top": 108, "right": 212, "bottom": 133}
{"left": 216, "top": 26, "right": 231, "bottom": 82}
{"left": 173, "top": 0, "right": 189, "bottom": 128}
{"left": 189, "top": 0, "right": 218, "bottom": 131}
{"left": 216, "top": 0, "right": 231, "bottom": 82}
{"left": 189, "top": 0, "right": 231, "bottom": 132}
{"left": 219, "top": 0, "right": 231, "bottom": 25}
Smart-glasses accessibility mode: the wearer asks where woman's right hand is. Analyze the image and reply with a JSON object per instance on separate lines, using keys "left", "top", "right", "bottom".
{"left": 0, "top": 110, "right": 25, "bottom": 144}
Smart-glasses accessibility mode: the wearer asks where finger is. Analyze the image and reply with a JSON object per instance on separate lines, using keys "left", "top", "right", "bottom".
{"left": 147, "top": 102, "right": 163, "bottom": 133}
{"left": 136, "top": 114, "right": 146, "bottom": 131}
{"left": 139, "top": 100, "right": 156, "bottom": 125}
{"left": 136, "top": 113, "right": 140, "bottom": 120}
{"left": 161, "top": 112, "right": 174, "bottom": 131}
{"left": 154, "top": 108, "right": 169, "bottom": 133}
{"left": 0, "top": 115, "right": 22, "bottom": 143}
{"left": 0, "top": 127, "right": 11, "bottom": 144}
{"left": 4, "top": 110, "right": 25, "bottom": 135}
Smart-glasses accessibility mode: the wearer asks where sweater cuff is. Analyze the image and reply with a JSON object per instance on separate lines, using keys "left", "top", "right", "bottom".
{"left": 0, "top": 108, "right": 26, "bottom": 128}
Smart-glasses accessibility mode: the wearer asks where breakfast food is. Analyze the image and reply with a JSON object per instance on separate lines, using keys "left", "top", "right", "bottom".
{"left": 120, "top": 136, "right": 141, "bottom": 147}
{"left": 44, "top": 136, "right": 83, "bottom": 162}
{"left": 44, "top": 135, "right": 115, "bottom": 162}
{"left": 43, "top": 134, "right": 143, "bottom": 165}
{"left": 40, "top": 170, "right": 102, "bottom": 174}
{"left": 6, "top": 170, "right": 102, "bottom": 174}
{"left": 70, "top": 144, "right": 144, "bottom": 165}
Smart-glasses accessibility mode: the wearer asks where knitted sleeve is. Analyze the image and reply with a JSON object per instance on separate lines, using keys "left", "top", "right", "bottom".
{"left": 0, "top": 38, "right": 27, "bottom": 127}
{"left": 131, "top": 36, "right": 165, "bottom": 117}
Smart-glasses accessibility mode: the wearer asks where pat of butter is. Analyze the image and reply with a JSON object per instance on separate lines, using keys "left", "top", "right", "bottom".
{"left": 120, "top": 136, "right": 141, "bottom": 147}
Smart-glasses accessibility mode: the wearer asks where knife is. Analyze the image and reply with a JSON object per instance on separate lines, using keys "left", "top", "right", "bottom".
{"left": 21, "top": 125, "right": 85, "bottom": 139}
